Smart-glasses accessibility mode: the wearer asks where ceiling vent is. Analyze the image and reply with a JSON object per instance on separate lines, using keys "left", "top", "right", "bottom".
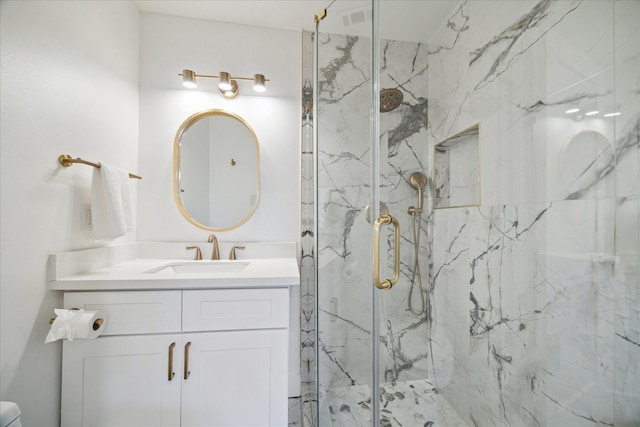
{"left": 341, "top": 8, "right": 372, "bottom": 26}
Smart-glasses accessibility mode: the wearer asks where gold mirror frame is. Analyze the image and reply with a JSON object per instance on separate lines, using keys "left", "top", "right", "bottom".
{"left": 174, "top": 109, "right": 260, "bottom": 231}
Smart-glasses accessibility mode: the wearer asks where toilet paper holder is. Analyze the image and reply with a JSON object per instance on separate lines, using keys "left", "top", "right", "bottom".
{"left": 49, "top": 308, "right": 104, "bottom": 331}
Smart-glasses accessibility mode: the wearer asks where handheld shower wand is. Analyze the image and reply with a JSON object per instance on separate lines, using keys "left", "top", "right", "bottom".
{"left": 408, "top": 172, "right": 427, "bottom": 214}
{"left": 407, "top": 172, "right": 427, "bottom": 316}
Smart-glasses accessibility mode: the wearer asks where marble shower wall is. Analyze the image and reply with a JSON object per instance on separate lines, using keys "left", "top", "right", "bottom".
{"left": 427, "top": 1, "right": 639, "bottom": 426}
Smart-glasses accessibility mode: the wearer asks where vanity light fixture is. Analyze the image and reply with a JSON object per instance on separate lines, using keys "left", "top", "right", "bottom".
{"left": 178, "top": 69, "right": 269, "bottom": 97}
{"left": 585, "top": 110, "right": 600, "bottom": 116}
{"left": 603, "top": 112, "right": 621, "bottom": 117}
{"left": 565, "top": 108, "right": 580, "bottom": 114}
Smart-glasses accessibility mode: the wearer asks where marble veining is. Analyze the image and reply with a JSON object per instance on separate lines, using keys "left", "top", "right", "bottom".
{"left": 427, "top": 1, "right": 638, "bottom": 425}
{"left": 322, "top": 380, "right": 468, "bottom": 427}
{"left": 469, "top": 0, "right": 583, "bottom": 91}
{"left": 300, "top": 30, "right": 318, "bottom": 426}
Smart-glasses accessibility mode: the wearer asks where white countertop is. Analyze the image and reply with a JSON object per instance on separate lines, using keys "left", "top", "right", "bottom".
{"left": 49, "top": 242, "right": 300, "bottom": 291}
{"left": 51, "top": 258, "right": 300, "bottom": 291}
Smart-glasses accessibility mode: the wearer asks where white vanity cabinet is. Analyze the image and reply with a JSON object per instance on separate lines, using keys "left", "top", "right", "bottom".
{"left": 61, "top": 288, "right": 289, "bottom": 427}
{"left": 61, "top": 334, "right": 183, "bottom": 427}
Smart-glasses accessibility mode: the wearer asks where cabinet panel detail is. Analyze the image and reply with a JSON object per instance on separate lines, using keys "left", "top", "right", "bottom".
{"left": 183, "top": 288, "right": 288, "bottom": 332}
{"left": 62, "top": 334, "right": 182, "bottom": 427}
{"left": 64, "top": 291, "right": 182, "bottom": 335}
{"left": 181, "top": 329, "right": 288, "bottom": 427}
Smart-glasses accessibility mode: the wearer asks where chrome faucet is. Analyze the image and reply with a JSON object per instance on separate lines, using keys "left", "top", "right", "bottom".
{"left": 207, "top": 234, "right": 220, "bottom": 260}
{"left": 228, "top": 245, "right": 245, "bottom": 260}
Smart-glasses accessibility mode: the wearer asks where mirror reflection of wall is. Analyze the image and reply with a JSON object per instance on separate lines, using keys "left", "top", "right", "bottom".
{"left": 175, "top": 110, "right": 260, "bottom": 231}
{"left": 181, "top": 118, "right": 210, "bottom": 223}
{"left": 207, "top": 116, "right": 257, "bottom": 226}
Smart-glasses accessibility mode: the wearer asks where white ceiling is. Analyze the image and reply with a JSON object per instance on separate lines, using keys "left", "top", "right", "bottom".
{"left": 133, "top": 0, "right": 459, "bottom": 43}
{"left": 133, "top": 1, "right": 327, "bottom": 32}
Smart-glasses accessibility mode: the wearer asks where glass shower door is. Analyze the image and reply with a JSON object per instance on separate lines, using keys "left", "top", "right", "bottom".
{"left": 315, "top": 1, "right": 382, "bottom": 425}
{"left": 315, "top": 2, "right": 433, "bottom": 425}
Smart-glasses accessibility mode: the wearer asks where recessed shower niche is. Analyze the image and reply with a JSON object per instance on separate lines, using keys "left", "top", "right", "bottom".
{"left": 434, "top": 124, "right": 480, "bottom": 209}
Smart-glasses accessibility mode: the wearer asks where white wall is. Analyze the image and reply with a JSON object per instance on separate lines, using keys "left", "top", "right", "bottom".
{"left": 138, "top": 13, "right": 301, "bottom": 243}
{"left": 0, "top": 1, "right": 140, "bottom": 426}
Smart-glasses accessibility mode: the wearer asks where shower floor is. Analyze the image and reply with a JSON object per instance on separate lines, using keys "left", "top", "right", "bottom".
{"left": 320, "top": 379, "right": 468, "bottom": 426}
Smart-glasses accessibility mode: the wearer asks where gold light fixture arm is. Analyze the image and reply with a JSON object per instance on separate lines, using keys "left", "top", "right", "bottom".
{"left": 177, "top": 73, "right": 270, "bottom": 83}
{"left": 373, "top": 215, "right": 400, "bottom": 290}
{"left": 58, "top": 154, "right": 142, "bottom": 179}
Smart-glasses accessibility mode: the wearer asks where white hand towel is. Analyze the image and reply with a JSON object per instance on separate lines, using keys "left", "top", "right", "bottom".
{"left": 91, "top": 164, "right": 135, "bottom": 240}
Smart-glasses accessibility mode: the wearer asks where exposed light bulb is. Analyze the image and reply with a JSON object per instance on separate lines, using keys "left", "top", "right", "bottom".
{"left": 218, "top": 71, "right": 232, "bottom": 91}
{"left": 182, "top": 69, "right": 197, "bottom": 88}
{"left": 253, "top": 74, "right": 266, "bottom": 92}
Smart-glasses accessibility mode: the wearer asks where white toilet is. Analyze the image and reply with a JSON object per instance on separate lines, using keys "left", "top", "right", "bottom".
{"left": 0, "top": 402, "right": 22, "bottom": 427}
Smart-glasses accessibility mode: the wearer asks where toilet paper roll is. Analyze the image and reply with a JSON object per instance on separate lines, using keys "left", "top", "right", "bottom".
{"left": 45, "top": 309, "right": 107, "bottom": 343}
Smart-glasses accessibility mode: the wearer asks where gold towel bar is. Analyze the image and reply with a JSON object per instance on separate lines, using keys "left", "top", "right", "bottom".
{"left": 58, "top": 154, "right": 142, "bottom": 179}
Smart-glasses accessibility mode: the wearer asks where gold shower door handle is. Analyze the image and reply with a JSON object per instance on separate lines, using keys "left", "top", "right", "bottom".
{"left": 168, "top": 342, "right": 176, "bottom": 381}
{"left": 373, "top": 214, "right": 400, "bottom": 290}
{"left": 184, "top": 341, "right": 192, "bottom": 380}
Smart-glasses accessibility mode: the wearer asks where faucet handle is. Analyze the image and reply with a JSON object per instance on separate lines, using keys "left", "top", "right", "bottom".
{"left": 228, "top": 246, "right": 245, "bottom": 260}
{"left": 186, "top": 246, "right": 203, "bottom": 260}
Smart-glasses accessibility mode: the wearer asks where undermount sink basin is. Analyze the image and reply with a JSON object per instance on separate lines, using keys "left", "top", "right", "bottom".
{"left": 146, "top": 261, "right": 250, "bottom": 274}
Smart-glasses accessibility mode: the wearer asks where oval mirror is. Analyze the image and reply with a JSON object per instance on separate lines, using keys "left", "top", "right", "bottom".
{"left": 174, "top": 109, "right": 260, "bottom": 231}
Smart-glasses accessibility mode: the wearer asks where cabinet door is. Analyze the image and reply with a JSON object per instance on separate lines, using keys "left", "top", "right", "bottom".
{"left": 61, "top": 334, "right": 182, "bottom": 427}
{"left": 181, "top": 329, "right": 288, "bottom": 427}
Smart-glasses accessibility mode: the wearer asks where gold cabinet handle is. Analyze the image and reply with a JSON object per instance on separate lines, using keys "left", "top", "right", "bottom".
{"left": 168, "top": 342, "right": 176, "bottom": 381}
{"left": 373, "top": 214, "right": 400, "bottom": 290}
{"left": 184, "top": 341, "right": 192, "bottom": 380}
